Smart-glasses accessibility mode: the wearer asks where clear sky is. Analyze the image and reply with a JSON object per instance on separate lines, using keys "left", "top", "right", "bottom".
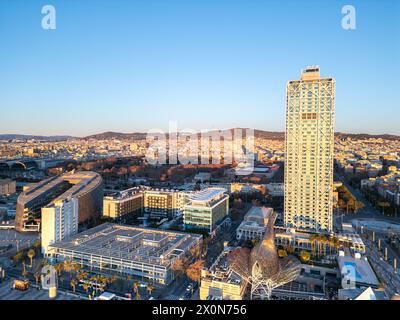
{"left": 0, "top": 0, "right": 399, "bottom": 137}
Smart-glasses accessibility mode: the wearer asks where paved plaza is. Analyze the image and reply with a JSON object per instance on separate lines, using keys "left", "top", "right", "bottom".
{"left": 0, "top": 279, "right": 80, "bottom": 300}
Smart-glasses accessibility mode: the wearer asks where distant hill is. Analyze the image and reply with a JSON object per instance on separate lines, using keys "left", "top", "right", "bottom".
{"left": 83, "top": 129, "right": 286, "bottom": 141}
{"left": 0, "top": 134, "right": 75, "bottom": 141}
{"left": 2, "top": 130, "right": 398, "bottom": 142}
{"left": 335, "top": 132, "right": 400, "bottom": 141}
{"left": 84, "top": 131, "right": 148, "bottom": 140}
{"left": 83, "top": 129, "right": 400, "bottom": 141}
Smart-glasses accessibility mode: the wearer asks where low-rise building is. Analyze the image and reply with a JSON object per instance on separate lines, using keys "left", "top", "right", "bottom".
{"left": 46, "top": 223, "right": 202, "bottom": 285}
{"left": 338, "top": 251, "right": 380, "bottom": 289}
{"left": 200, "top": 250, "right": 246, "bottom": 300}
{"left": 184, "top": 188, "right": 229, "bottom": 233}
{"left": 103, "top": 187, "right": 143, "bottom": 219}
{"left": 274, "top": 227, "right": 366, "bottom": 254}
{"left": 236, "top": 206, "right": 274, "bottom": 241}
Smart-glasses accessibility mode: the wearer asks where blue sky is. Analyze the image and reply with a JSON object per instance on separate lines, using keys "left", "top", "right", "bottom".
{"left": 0, "top": 0, "right": 399, "bottom": 136}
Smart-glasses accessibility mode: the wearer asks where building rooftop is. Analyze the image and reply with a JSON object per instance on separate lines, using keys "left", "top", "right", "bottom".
{"left": 104, "top": 186, "right": 145, "bottom": 201}
{"left": 48, "top": 223, "right": 202, "bottom": 268}
{"left": 188, "top": 188, "right": 227, "bottom": 202}
{"left": 18, "top": 171, "right": 102, "bottom": 205}
{"left": 203, "top": 249, "right": 244, "bottom": 286}
{"left": 244, "top": 206, "right": 274, "bottom": 226}
{"left": 338, "top": 255, "right": 379, "bottom": 287}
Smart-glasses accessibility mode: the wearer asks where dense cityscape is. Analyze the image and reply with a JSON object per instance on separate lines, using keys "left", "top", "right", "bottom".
{"left": 1, "top": 66, "right": 400, "bottom": 303}
{"left": 0, "top": 1, "right": 399, "bottom": 315}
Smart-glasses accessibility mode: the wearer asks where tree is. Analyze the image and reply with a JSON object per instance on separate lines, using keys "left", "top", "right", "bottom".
{"left": 309, "top": 234, "right": 319, "bottom": 257}
{"left": 77, "top": 270, "right": 88, "bottom": 281}
{"left": 27, "top": 249, "right": 35, "bottom": 268}
{"left": 147, "top": 284, "right": 154, "bottom": 296}
{"left": 299, "top": 250, "right": 311, "bottom": 263}
{"left": 186, "top": 260, "right": 205, "bottom": 284}
{"left": 171, "top": 258, "right": 187, "bottom": 279}
{"left": 189, "top": 244, "right": 201, "bottom": 259}
{"left": 63, "top": 259, "right": 76, "bottom": 277}
{"left": 317, "top": 235, "right": 327, "bottom": 257}
{"left": 82, "top": 283, "right": 90, "bottom": 292}
{"left": 34, "top": 272, "right": 41, "bottom": 285}
{"left": 70, "top": 279, "right": 78, "bottom": 293}
{"left": 132, "top": 281, "right": 139, "bottom": 294}
{"left": 54, "top": 263, "right": 63, "bottom": 277}
{"left": 278, "top": 249, "right": 287, "bottom": 258}
{"left": 13, "top": 251, "right": 25, "bottom": 265}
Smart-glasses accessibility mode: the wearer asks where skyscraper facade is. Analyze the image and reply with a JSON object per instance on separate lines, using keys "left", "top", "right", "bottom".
{"left": 284, "top": 66, "right": 335, "bottom": 233}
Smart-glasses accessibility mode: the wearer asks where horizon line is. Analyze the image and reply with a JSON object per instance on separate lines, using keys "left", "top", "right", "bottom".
{"left": 1, "top": 128, "right": 400, "bottom": 139}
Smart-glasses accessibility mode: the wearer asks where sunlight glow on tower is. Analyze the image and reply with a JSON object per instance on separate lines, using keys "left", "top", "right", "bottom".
{"left": 284, "top": 66, "right": 335, "bottom": 233}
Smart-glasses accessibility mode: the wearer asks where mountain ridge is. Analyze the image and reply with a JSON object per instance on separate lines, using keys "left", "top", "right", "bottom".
{"left": 1, "top": 130, "right": 399, "bottom": 141}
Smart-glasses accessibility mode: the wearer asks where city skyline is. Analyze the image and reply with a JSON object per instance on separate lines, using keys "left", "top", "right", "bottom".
{"left": 0, "top": 0, "right": 399, "bottom": 136}
{"left": 1, "top": 0, "right": 400, "bottom": 305}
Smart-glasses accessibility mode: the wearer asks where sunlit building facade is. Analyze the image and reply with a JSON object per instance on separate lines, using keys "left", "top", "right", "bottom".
{"left": 103, "top": 187, "right": 143, "bottom": 219}
{"left": 284, "top": 66, "right": 335, "bottom": 232}
{"left": 184, "top": 188, "right": 229, "bottom": 233}
{"left": 41, "top": 197, "right": 79, "bottom": 254}
{"left": 16, "top": 171, "right": 103, "bottom": 232}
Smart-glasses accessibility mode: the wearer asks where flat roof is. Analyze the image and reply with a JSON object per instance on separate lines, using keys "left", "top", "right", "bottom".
{"left": 48, "top": 223, "right": 202, "bottom": 267}
{"left": 18, "top": 171, "right": 102, "bottom": 205}
{"left": 338, "top": 255, "right": 379, "bottom": 287}
{"left": 188, "top": 188, "right": 227, "bottom": 202}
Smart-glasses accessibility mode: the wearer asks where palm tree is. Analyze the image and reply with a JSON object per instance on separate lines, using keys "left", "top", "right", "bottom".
{"left": 82, "top": 283, "right": 90, "bottom": 292}
{"left": 316, "top": 235, "right": 327, "bottom": 258}
{"left": 34, "top": 272, "right": 41, "bottom": 285}
{"left": 334, "top": 237, "right": 341, "bottom": 252}
{"left": 328, "top": 236, "right": 336, "bottom": 254}
{"left": 63, "top": 259, "right": 76, "bottom": 279}
{"left": 27, "top": 249, "right": 35, "bottom": 268}
{"left": 147, "top": 284, "right": 154, "bottom": 296}
{"left": 77, "top": 270, "right": 88, "bottom": 281}
{"left": 13, "top": 251, "right": 25, "bottom": 265}
{"left": 299, "top": 250, "right": 311, "bottom": 263}
{"left": 133, "top": 281, "right": 139, "bottom": 294}
{"left": 309, "top": 234, "right": 318, "bottom": 257}
{"left": 70, "top": 279, "right": 78, "bottom": 293}
{"left": 54, "top": 263, "right": 63, "bottom": 277}
{"left": 278, "top": 249, "right": 287, "bottom": 258}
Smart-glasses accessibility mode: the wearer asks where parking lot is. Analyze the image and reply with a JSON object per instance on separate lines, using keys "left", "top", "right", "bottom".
{"left": 0, "top": 279, "right": 80, "bottom": 300}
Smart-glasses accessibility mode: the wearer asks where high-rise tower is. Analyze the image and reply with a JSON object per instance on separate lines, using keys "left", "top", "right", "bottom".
{"left": 284, "top": 66, "right": 335, "bottom": 232}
